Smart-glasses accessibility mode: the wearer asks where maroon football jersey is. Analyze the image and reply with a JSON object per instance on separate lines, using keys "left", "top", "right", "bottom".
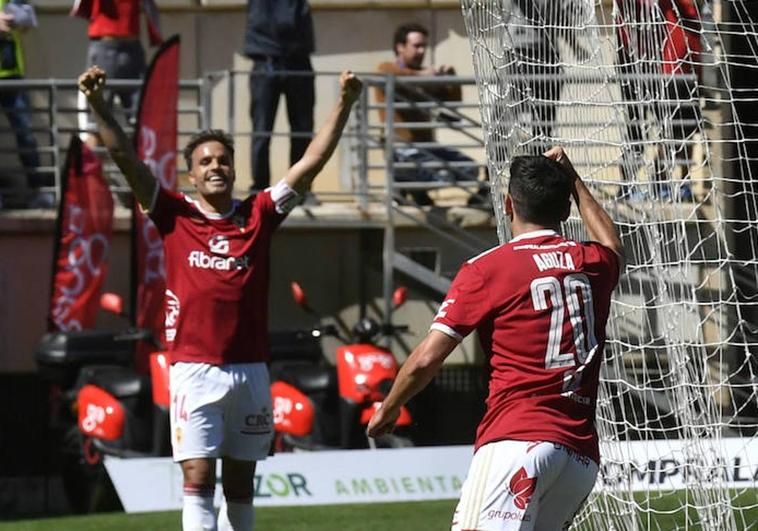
{"left": 149, "top": 188, "right": 287, "bottom": 365}
{"left": 432, "top": 230, "right": 620, "bottom": 463}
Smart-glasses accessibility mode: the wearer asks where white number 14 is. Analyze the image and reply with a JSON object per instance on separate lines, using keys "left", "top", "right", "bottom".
{"left": 530, "top": 274, "right": 598, "bottom": 370}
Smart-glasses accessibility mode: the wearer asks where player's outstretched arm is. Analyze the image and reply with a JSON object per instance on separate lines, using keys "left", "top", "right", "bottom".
{"left": 367, "top": 330, "right": 458, "bottom": 438}
{"left": 544, "top": 146, "right": 625, "bottom": 270}
{"left": 78, "top": 66, "right": 157, "bottom": 210}
{"left": 284, "top": 71, "right": 362, "bottom": 195}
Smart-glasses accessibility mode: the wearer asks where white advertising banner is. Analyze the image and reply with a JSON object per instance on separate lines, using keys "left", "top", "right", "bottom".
{"left": 105, "top": 446, "right": 472, "bottom": 513}
{"left": 597, "top": 437, "right": 758, "bottom": 492}
{"left": 105, "top": 439, "right": 758, "bottom": 513}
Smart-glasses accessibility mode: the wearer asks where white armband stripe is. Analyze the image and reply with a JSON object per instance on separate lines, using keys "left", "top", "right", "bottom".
{"left": 430, "top": 322, "right": 464, "bottom": 342}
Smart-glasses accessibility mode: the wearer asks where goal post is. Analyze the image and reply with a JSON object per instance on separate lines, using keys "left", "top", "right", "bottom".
{"left": 460, "top": 1, "right": 757, "bottom": 529}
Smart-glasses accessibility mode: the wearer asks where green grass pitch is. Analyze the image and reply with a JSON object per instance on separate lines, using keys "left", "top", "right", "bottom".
{"left": 2, "top": 492, "right": 755, "bottom": 530}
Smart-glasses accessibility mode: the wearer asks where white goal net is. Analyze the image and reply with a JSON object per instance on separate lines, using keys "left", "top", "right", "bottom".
{"left": 461, "top": 1, "right": 758, "bottom": 529}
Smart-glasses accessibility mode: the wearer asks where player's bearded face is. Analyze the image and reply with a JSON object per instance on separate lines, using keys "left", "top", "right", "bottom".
{"left": 190, "top": 141, "right": 235, "bottom": 197}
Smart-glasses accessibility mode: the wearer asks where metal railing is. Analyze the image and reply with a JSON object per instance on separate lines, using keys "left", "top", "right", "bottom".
{"left": 0, "top": 77, "right": 207, "bottom": 207}
{"left": 0, "top": 70, "right": 704, "bottom": 206}
{"left": 354, "top": 74, "right": 487, "bottom": 207}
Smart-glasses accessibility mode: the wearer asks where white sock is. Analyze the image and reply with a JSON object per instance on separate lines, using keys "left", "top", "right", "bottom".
{"left": 217, "top": 498, "right": 254, "bottom": 531}
{"left": 183, "top": 485, "right": 217, "bottom": 531}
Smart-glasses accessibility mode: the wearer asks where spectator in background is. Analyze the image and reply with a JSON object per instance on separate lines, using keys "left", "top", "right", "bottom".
{"left": 0, "top": 0, "right": 48, "bottom": 208}
{"left": 615, "top": 0, "right": 702, "bottom": 201}
{"left": 376, "top": 22, "right": 480, "bottom": 207}
{"left": 72, "top": 0, "right": 162, "bottom": 145}
{"left": 244, "top": 0, "right": 317, "bottom": 204}
{"left": 508, "top": 1, "right": 589, "bottom": 145}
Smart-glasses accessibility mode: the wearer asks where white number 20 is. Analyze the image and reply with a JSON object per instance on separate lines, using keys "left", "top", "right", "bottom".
{"left": 530, "top": 274, "right": 597, "bottom": 370}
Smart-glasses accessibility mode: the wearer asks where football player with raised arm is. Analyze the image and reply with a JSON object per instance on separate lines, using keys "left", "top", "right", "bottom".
{"left": 368, "top": 147, "right": 624, "bottom": 531}
{"left": 80, "top": 66, "right": 362, "bottom": 531}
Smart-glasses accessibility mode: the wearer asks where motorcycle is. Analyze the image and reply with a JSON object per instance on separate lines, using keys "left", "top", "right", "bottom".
{"left": 36, "top": 293, "right": 169, "bottom": 513}
{"left": 271, "top": 282, "right": 414, "bottom": 451}
{"left": 37, "top": 284, "right": 414, "bottom": 511}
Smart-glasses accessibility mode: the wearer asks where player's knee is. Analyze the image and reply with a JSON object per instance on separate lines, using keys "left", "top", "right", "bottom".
{"left": 181, "top": 458, "right": 215, "bottom": 487}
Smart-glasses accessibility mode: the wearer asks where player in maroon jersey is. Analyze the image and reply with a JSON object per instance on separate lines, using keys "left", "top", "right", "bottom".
{"left": 79, "top": 65, "right": 362, "bottom": 531}
{"left": 368, "top": 147, "right": 624, "bottom": 530}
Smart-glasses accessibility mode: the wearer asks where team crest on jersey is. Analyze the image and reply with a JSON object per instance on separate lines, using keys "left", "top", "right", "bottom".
{"left": 509, "top": 467, "right": 537, "bottom": 510}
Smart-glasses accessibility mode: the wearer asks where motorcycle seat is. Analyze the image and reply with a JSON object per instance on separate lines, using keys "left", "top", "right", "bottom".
{"left": 79, "top": 365, "right": 148, "bottom": 399}
{"left": 278, "top": 365, "right": 337, "bottom": 395}
{"left": 269, "top": 330, "right": 323, "bottom": 363}
{"left": 35, "top": 331, "right": 135, "bottom": 368}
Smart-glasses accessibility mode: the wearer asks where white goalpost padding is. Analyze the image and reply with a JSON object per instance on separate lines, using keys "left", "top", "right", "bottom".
{"left": 460, "top": 1, "right": 757, "bottom": 529}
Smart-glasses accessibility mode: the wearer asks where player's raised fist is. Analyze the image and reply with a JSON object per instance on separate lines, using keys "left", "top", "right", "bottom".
{"left": 78, "top": 66, "right": 107, "bottom": 99}
{"left": 340, "top": 71, "right": 363, "bottom": 104}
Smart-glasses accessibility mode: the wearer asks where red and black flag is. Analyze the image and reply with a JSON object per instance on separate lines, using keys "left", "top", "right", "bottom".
{"left": 133, "top": 35, "right": 180, "bottom": 373}
{"left": 48, "top": 136, "right": 114, "bottom": 332}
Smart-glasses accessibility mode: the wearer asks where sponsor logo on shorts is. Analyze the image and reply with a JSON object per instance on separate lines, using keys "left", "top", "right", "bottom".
{"left": 553, "top": 443, "right": 592, "bottom": 467}
{"left": 486, "top": 509, "right": 532, "bottom": 523}
{"left": 509, "top": 467, "right": 537, "bottom": 510}
{"left": 242, "top": 408, "right": 272, "bottom": 435}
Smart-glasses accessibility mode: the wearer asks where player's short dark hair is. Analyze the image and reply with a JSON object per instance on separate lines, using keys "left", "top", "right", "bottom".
{"left": 508, "top": 156, "right": 573, "bottom": 226}
{"left": 393, "top": 23, "right": 429, "bottom": 55}
{"left": 183, "top": 129, "right": 235, "bottom": 171}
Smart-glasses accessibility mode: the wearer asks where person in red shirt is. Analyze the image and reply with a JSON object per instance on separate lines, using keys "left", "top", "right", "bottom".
{"left": 79, "top": 65, "right": 362, "bottom": 531}
{"left": 615, "top": 0, "right": 702, "bottom": 201}
{"left": 368, "top": 147, "right": 624, "bottom": 530}
{"left": 72, "top": 0, "right": 162, "bottom": 146}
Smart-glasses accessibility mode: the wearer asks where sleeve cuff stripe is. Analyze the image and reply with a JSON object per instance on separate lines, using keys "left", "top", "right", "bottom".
{"left": 430, "top": 322, "right": 463, "bottom": 342}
